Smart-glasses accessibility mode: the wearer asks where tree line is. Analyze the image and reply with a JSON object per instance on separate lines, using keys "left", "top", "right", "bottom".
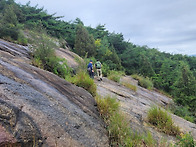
{"left": 0, "top": 0, "right": 196, "bottom": 122}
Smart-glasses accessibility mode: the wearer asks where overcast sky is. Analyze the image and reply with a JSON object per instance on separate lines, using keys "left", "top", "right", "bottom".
{"left": 15, "top": 0, "right": 196, "bottom": 55}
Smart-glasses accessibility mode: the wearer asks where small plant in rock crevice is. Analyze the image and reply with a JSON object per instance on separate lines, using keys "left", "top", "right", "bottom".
{"left": 132, "top": 74, "right": 153, "bottom": 90}
{"left": 121, "top": 81, "right": 137, "bottom": 92}
{"left": 96, "top": 95, "right": 157, "bottom": 146}
{"left": 68, "top": 70, "right": 97, "bottom": 97}
{"left": 147, "top": 106, "right": 180, "bottom": 136}
{"left": 176, "top": 132, "right": 195, "bottom": 147}
{"left": 107, "top": 70, "right": 124, "bottom": 83}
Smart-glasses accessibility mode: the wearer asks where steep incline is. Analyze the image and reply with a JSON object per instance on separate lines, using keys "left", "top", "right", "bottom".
{"left": 0, "top": 39, "right": 109, "bottom": 146}
{"left": 1, "top": 39, "right": 196, "bottom": 146}
{"left": 95, "top": 76, "right": 196, "bottom": 144}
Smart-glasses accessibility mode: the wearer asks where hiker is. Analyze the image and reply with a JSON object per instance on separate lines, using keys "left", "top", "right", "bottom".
{"left": 87, "top": 60, "right": 94, "bottom": 79}
{"left": 95, "top": 59, "right": 102, "bottom": 81}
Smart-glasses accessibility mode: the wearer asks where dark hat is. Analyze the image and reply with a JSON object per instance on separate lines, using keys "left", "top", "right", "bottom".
{"left": 90, "top": 60, "right": 92, "bottom": 62}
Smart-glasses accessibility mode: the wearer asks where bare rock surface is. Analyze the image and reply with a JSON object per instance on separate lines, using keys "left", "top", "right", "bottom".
{"left": 0, "top": 39, "right": 109, "bottom": 147}
{"left": 55, "top": 48, "right": 83, "bottom": 69}
{"left": 95, "top": 76, "right": 196, "bottom": 144}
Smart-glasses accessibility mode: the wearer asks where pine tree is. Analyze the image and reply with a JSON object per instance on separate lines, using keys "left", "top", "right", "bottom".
{"left": 0, "top": 4, "right": 20, "bottom": 40}
{"left": 139, "top": 54, "right": 155, "bottom": 77}
{"left": 74, "top": 24, "right": 96, "bottom": 57}
{"left": 2, "top": 4, "right": 18, "bottom": 25}
{"left": 173, "top": 62, "right": 196, "bottom": 107}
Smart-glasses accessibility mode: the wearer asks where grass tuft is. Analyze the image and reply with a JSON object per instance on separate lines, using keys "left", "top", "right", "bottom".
{"left": 107, "top": 70, "right": 124, "bottom": 83}
{"left": 176, "top": 132, "right": 195, "bottom": 147}
{"left": 96, "top": 95, "right": 156, "bottom": 146}
{"left": 147, "top": 106, "right": 180, "bottom": 136}
{"left": 132, "top": 74, "right": 153, "bottom": 90}
{"left": 69, "top": 70, "right": 97, "bottom": 97}
{"left": 121, "top": 81, "right": 137, "bottom": 92}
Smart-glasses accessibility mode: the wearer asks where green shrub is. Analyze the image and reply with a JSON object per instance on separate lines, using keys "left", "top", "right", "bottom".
{"left": 147, "top": 106, "right": 180, "bottom": 136}
{"left": 96, "top": 96, "right": 131, "bottom": 146}
{"left": 143, "top": 131, "right": 156, "bottom": 147}
{"left": 74, "top": 56, "right": 86, "bottom": 73}
{"left": 176, "top": 132, "right": 195, "bottom": 147}
{"left": 108, "top": 112, "right": 132, "bottom": 146}
{"left": 70, "top": 71, "right": 97, "bottom": 97}
{"left": 0, "top": 24, "right": 20, "bottom": 40}
{"left": 169, "top": 105, "right": 195, "bottom": 123}
{"left": 32, "top": 37, "right": 71, "bottom": 79}
{"left": 131, "top": 74, "right": 141, "bottom": 81}
{"left": 132, "top": 74, "right": 153, "bottom": 90}
{"left": 96, "top": 95, "right": 156, "bottom": 146}
{"left": 17, "top": 31, "right": 28, "bottom": 45}
{"left": 96, "top": 95, "right": 119, "bottom": 120}
{"left": 121, "top": 82, "right": 137, "bottom": 92}
{"left": 32, "top": 57, "right": 43, "bottom": 69}
{"left": 138, "top": 77, "right": 153, "bottom": 90}
{"left": 101, "top": 62, "right": 110, "bottom": 77}
{"left": 107, "top": 70, "right": 124, "bottom": 83}
{"left": 46, "top": 57, "right": 71, "bottom": 79}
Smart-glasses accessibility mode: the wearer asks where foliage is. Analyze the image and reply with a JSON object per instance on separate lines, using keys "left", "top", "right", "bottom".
{"left": 107, "top": 70, "right": 124, "bottom": 83}
{"left": 69, "top": 70, "right": 97, "bottom": 97}
{"left": 96, "top": 95, "right": 120, "bottom": 120}
{"left": 101, "top": 62, "right": 110, "bottom": 77}
{"left": 0, "top": 4, "right": 20, "bottom": 41}
{"left": 121, "top": 82, "right": 137, "bottom": 92}
{"left": 143, "top": 131, "right": 156, "bottom": 147}
{"left": 107, "top": 32, "right": 127, "bottom": 54}
{"left": 172, "top": 62, "right": 196, "bottom": 105}
{"left": 96, "top": 95, "right": 157, "bottom": 146}
{"left": 176, "top": 132, "right": 195, "bottom": 147}
{"left": 121, "top": 44, "right": 196, "bottom": 121}
{"left": 74, "top": 56, "right": 86, "bottom": 74}
{"left": 147, "top": 106, "right": 181, "bottom": 136}
{"left": 132, "top": 74, "right": 153, "bottom": 90}
{"left": 32, "top": 34, "right": 71, "bottom": 79}
{"left": 95, "top": 36, "right": 123, "bottom": 71}
{"left": 17, "top": 30, "right": 28, "bottom": 45}
{"left": 87, "top": 24, "right": 109, "bottom": 39}
{"left": 74, "top": 24, "right": 96, "bottom": 57}
{"left": 139, "top": 54, "right": 155, "bottom": 77}
{"left": 108, "top": 112, "right": 132, "bottom": 146}
{"left": 169, "top": 104, "right": 195, "bottom": 123}
{"left": 96, "top": 96, "right": 133, "bottom": 146}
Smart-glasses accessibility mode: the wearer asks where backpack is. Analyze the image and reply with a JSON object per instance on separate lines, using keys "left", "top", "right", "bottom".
{"left": 87, "top": 67, "right": 91, "bottom": 72}
{"left": 96, "top": 61, "right": 101, "bottom": 69}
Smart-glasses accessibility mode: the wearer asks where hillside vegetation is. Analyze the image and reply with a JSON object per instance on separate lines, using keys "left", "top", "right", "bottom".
{"left": 0, "top": 0, "right": 196, "bottom": 123}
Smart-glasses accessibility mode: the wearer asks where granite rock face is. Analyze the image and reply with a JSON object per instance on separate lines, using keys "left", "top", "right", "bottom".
{"left": 95, "top": 76, "right": 196, "bottom": 144}
{"left": 0, "top": 39, "right": 109, "bottom": 147}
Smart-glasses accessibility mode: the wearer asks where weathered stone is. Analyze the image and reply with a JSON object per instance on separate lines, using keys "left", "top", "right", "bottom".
{"left": 95, "top": 76, "right": 196, "bottom": 144}
{"left": 55, "top": 48, "right": 83, "bottom": 70}
{"left": 0, "top": 39, "right": 109, "bottom": 147}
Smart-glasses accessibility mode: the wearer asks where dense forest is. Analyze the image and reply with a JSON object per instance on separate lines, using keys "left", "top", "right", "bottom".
{"left": 0, "top": 0, "right": 196, "bottom": 122}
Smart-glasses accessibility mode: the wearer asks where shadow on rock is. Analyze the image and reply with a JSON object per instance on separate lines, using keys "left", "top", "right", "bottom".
{"left": 0, "top": 99, "right": 44, "bottom": 147}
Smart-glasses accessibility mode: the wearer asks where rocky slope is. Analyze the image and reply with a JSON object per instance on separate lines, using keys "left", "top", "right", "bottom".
{"left": 0, "top": 39, "right": 108, "bottom": 147}
{"left": 95, "top": 76, "right": 196, "bottom": 144}
{"left": 0, "top": 39, "right": 196, "bottom": 146}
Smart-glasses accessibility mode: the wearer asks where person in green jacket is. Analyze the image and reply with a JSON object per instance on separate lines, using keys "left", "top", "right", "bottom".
{"left": 95, "top": 59, "right": 102, "bottom": 81}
